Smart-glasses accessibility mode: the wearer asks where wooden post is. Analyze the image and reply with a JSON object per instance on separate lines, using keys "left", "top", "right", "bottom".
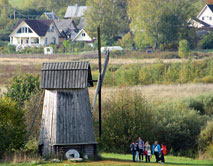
{"left": 92, "top": 51, "right": 109, "bottom": 114}
{"left": 97, "top": 26, "right": 102, "bottom": 138}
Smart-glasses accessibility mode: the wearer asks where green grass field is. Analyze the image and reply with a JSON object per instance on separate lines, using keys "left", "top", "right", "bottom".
{"left": 0, "top": 153, "right": 212, "bottom": 166}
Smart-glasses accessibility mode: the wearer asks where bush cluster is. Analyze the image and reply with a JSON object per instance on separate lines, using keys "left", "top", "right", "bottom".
{"left": 0, "top": 74, "right": 41, "bottom": 158}
{"left": 95, "top": 90, "right": 211, "bottom": 157}
{"left": 0, "top": 97, "right": 26, "bottom": 157}
{"left": 92, "top": 58, "right": 213, "bottom": 86}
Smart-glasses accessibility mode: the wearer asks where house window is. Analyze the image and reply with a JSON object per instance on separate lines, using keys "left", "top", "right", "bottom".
{"left": 52, "top": 37, "right": 56, "bottom": 45}
{"left": 45, "top": 38, "right": 48, "bottom": 45}
{"left": 202, "top": 17, "right": 205, "bottom": 20}
{"left": 51, "top": 26, "right": 54, "bottom": 32}
{"left": 82, "top": 33, "right": 86, "bottom": 37}
{"left": 17, "top": 28, "right": 21, "bottom": 33}
{"left": 34, "top": 38, "right": 39, "bottom": 44}
{"left": 28, "top": 28, "right": 33, "bottom": 33}
{"left": 24, "top": 27, "right": 28, "bottom": 33}
{"left": 17, "top": 27, "right": 33, "bottom": 33}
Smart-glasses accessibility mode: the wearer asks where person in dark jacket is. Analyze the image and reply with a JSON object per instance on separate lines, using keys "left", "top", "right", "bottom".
{"left": 138, "top": 137, "right": 144, "bottom": 161}
{"left": 152, "top": 141, "right": 161, "bottom": 163}
{"left": 135, "top": 141, "right": 139, "bottom": 161}
{"left": 130, "top": 141, "right": 136, "bottom": 162}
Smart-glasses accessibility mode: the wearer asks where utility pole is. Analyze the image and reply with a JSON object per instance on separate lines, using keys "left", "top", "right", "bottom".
{"left": 97, "top": 26, "right": 102, "bottom": 139}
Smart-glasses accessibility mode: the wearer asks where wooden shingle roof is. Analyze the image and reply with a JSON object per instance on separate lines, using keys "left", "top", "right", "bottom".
{"left": 40, "top": 61, "right": 93, "bottom": 89}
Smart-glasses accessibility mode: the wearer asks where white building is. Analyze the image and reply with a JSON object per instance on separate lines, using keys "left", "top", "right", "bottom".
{"left": 9, "top": 20, "right": 60, "bottom": 49}
{"left": 64, "top": 4, "right": 87, "bottom": 19}
{"left": 72, "top": 29, "right": 92, "bottom": 42}
{"left": 189, "top": 3, "right": 213, "bottom": 28}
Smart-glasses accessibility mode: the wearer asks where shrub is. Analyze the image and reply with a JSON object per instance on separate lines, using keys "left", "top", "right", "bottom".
{"left": 155, "top": 103, "right": 208, "bottom": 156}
{"left": 199, "top": 32, "right": 213, "bottom": 49}
{"left": 119, "top": 32, "right": 134, "bottom": 50}
{"left": 6, "top": 74, "right": 40, "bottom": 107}
{"left": 181, "top": 94, "right": 213, "bottom": 116}
{"left": 97, "top": 89, "right": 208, "bottom": 156}
{"left": 0, "top": 97, "right": 26, "bottom": 157}
{"left": 205, "top": 143, "right": 213, "bottom": 159}
{"left": 98, "top": 90, "right": 156, "bottom": 153}
{"left": 7, "top": 44, "right": 16, "bottom": 54}
{"left": 63, "top": 40, "right": 71, "bottom": 53}
{"left": 178, "top": 39, "right": 191, "bottom": 58}
{"left": 71, "top": 41, "right": 93, "bottom": 52}
{"left": 199, "top": 121, "right": 213, "bottom": 152}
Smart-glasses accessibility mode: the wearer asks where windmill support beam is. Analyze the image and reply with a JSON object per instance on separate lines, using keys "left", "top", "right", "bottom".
{"left": 92, "top": 51, "right": 110, "bottom": 114}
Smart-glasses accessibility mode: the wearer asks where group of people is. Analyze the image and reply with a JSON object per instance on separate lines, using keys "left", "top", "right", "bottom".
{"left": 130, "top": 137, "right": 167, "bottom": 163}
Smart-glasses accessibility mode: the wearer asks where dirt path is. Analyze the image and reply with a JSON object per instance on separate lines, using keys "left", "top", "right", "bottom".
{"left": 0, "top": 57, "right": 189, "bottom": 65}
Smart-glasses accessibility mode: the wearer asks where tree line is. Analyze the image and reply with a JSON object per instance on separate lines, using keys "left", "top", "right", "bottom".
{"left": 0, "top": 0, "right": 209, "bottom": 49}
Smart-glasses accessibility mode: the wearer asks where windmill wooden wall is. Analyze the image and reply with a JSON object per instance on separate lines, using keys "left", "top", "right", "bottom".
{"left": 39, "top": 61, "right": 97, "bottom": 156}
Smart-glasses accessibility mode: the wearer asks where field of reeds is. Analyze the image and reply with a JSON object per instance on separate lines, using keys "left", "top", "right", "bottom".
{"left": 1, "top": 53, "right": 213, "bottom": 101}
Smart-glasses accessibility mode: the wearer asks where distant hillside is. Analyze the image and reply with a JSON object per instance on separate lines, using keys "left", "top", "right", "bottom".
{"left": 9, "top": 0, "right": 25, "bottom": 9}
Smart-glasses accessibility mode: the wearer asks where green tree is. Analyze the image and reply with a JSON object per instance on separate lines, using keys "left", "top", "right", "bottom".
{"left": 128, "top": 0, "right": 197, "bottom": 49}
{"left": 6, "top": 74, "right": 40, "bottom": 107}
{"left": 86, "top": 0, "right": 128, "bottom": 44}
{"left": 178, "top": 39, "right": 191, "bottom": 58}
{"left": 0, "top": 97, "right": 26, "bottom": 157}
{"left": 63, "top": 40, "right": 71, "bottom": 53}
{"left": 0, "top": 0, "right": 11, "bottom": 28}
{"left": 119, "top": 32, "right": 134, "bottom": 50}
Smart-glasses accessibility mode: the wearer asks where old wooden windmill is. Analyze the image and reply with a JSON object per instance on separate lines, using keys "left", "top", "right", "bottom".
{"left": 39, "top": 61, "right": 97, "bottom": 156}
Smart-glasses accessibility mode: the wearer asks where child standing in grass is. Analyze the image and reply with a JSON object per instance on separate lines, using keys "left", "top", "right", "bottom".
{"left": 130, "top": 141, "right": 136, "bottom": 162}
{"left": 144, "top": 141, "right": 151, "bottom": 162}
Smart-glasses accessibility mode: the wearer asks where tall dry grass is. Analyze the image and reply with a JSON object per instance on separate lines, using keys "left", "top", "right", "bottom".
{"left": 89, "top": 83, "right": 213, "bottom": 104}
{"left": 2, "top": 152, "right": 40, "bottom": 164}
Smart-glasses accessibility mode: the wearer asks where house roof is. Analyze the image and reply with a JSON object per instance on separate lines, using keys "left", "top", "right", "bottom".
{"left": 77, "top": 17, "right": 86, "bottom": 29}
{"left": 191, "top": 17, "right": 211, "bottom": 27}
{"left": 13, "top": 20, "right": 53, "bottom": 36}
{"left": 44, "top": 12, "right": 59, "bottom": 20}
{"left": 64, "top": 4, "right": 87, "bottom": 18}
{"left": 40, "top": 61, "right": 93, "bottom": 89}
{"left": 54, "top": 19, "right": 78, "bottom": 33}
{"left": 208, "top": 4, "right": 213, "bottom": 12}
{"left": 72, "top": 29, "right": 92, "bottom": 42}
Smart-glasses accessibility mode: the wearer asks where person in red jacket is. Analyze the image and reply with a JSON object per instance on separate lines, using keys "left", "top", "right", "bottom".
{"left": 160, "top": 144, "right": 167, "bottom": 163}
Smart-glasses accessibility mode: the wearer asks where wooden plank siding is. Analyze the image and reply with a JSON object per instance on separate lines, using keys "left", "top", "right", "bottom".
{"left": 41, "top": 61, "right": 93, "bottom": 89}
{"left": 39, "top": 61, "right": 97, "bottom": 156}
